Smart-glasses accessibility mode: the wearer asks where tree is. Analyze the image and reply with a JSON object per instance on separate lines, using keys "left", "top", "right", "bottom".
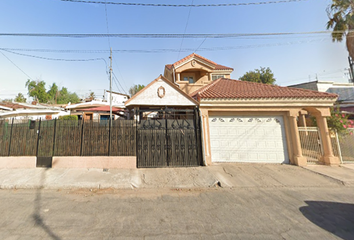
{"left": 129, "top": 84, "right": 145, "bottom": 97}
{"left": 25, "top": 79, "right": 49, "bottom": 103}
{"left": 47, "top": 83, "right": 59, "bottom": 104}
{"left": 88, "top": 91, "right": 95, "bottom": 101}
{"left": 326, "top": 1, "right": 354, "bottom": 59}
{"left": 14, "top": 93, "right": 26, "bottom": 103}
{"left": 56, "top": 87, "right": 80, "bottom": 104}
{"left": 239, "top": 67, "right": 276, "bottom": 85}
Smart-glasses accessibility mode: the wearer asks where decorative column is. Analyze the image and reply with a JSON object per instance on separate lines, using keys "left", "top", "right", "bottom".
{"left": 288, "top": 110, "right": 307, "bottom": 166}
{"left": 200, "top": 108, "right": 211, "bottom": 166}
{"left": 176, "top": 72, "right": 180, "bottom": 81}
{"left": 315, "top": 113, "right": 340, "bottom": 165}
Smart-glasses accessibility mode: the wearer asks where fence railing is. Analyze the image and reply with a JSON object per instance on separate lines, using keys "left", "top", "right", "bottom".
{"left": 298, "top": 127, "right": 354, "bottom": 164}
{"left": 0, "top": 119, "right": 136, "bottom": 157}
{"left": 298, "top": 127, "right": 322, "bottom": 164}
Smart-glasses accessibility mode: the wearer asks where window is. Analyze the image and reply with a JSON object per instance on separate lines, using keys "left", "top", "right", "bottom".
{"left": 183, "top": 76, "right": 194, "bottom": 83}
{"left": 212, "top": 75, "right": 225, "bottom": 81}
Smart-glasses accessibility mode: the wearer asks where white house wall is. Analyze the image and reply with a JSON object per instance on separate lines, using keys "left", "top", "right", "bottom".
{"left": 126, "top": 79, "right": 196, "bottom": 107}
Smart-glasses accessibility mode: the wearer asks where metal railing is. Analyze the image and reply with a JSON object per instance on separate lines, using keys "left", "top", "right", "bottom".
{"left": 298, "top": 127, "right": 322, "bottom": 164}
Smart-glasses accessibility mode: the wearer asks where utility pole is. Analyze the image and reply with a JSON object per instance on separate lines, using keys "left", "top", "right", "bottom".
{"left": 109, "top": 48, "right": 113, "bottom": 126}
{"left": 108, "top": 48, "right": 113, "bottom": 156}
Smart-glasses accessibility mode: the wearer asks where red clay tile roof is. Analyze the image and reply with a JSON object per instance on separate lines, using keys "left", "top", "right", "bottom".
{"left": 190, "top": 78, "right": 338, "bottom": 100}
{"left": 165, "top": 53, "right": 233, "bottom": 71}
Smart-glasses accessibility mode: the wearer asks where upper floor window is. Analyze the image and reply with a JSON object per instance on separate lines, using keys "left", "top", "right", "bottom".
{"left": 212, "top": 75, "right": 225, "bottom": 81}
{"left": 183, "top": 76, "right": 194, "bottom": 84}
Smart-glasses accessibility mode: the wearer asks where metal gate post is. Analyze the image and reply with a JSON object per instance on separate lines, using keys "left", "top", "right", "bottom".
{"left": 165, "top": 109, "right": 169, "bottom": 166}
{"left": 80, "top": 119, "right": 85, "bottom": 156}
{"left": 35, "top": 119, "right": 42, "bottom": 157}
{"left": 335, "top": 130, "right": 343, "bottom": 164}
{"left": 7, "top": 118, "right": 14, "bottom": 156}
{"left": 193, "top": 108, "right": 201, "bottom": 166}
{"left": 52, "top": 118, "right": 57, "bottom": 157}
{"left": 108, "top": 117, "right": 111, "bottom": 156}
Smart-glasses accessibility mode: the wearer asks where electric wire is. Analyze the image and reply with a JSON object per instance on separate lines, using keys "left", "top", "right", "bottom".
{"left": 177, "top": 0, "right": 194, "bottom": 60}
{"left": 0, "top": 38, "right": 328, "bottom": 55}
{"left": 60, "top": 0, "right": 309, "bottom": 7}
{"left": 0, "top": 50, "right": 33, "bottom": 80}
{"left": 0, "top": 30, "right": 342, "bottom": 38}
{"left": 112, "top": 71, "right": 127, "bottom": 94}
{"left": 1, "top": 48, "right": 106, "bottom": 62}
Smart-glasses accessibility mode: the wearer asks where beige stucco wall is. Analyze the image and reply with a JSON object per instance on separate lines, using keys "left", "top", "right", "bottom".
{"left": 0, "top": 157, "right": 37, "bottom": 168}
{"left": 199, "top": 103, "right": 339, "bottom": 167}
{"left": 52, "top": 156, "right": 136, "bottom": 169}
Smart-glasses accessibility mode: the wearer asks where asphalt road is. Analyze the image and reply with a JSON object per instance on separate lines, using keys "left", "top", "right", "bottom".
{"left": 1, "top": 184, "right": 354, "bottom": 240}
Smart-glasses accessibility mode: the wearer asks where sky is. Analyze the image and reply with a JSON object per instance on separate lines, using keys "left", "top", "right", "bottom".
{"left": 0, "top": 0, "right": 350, "bottom": 101}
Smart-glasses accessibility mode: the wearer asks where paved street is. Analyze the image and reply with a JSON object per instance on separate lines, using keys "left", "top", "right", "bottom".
{"left": 1, "top": 166, "right": 354, "bottom": 240}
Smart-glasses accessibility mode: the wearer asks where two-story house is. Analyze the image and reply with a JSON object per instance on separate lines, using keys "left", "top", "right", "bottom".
{"left": 163, "top": 53, "right": 234, "bottom": 94}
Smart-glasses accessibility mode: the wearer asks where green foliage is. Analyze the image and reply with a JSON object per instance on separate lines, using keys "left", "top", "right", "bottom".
{"left": 326, "top": 1, "right": 354, "bottom": 59}
{"left": 56, "top": 87, "right": 80, "bottom": 104}
{"left": 14, "top": 93, "right": 26, "bottom": 103}
{"left": 26, "top": 79, "right": 49, "bottom": 103}
{"left": 88, "top": 91, "right": 95, "bottom": 101}
{"left": 239, "top": 67, "right": 276, "bottom": 85}
{"left": 129, "top": 84, "right": 145, "bottom": 97}
{"left": 58, "top": 115, "right": 78, "bottom": 120}
{"left": 47, "top": 83, "right": 59, "bottom": 103}
{"left": 326, "top": 0, "right": 354, "bottom": 42}
{"left": 24, "top": 80, "right": 80, "bottom": 104}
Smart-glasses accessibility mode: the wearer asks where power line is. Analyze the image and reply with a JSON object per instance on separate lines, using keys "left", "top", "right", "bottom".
{"left": 1, "top": 49, "right": 106, "bottom": 62}
{"left": 0, "top": 38, "right": 329, "bottom": 54}
{"left": 112, "top": 53, "right": 129, "bottom": 91}
{"left": 0, "top": 50, "right": 33, "bottom": 80}
{"left": 112, "top": 71, "right": 127, "bottom": 94}
{"left": 177, "top": 0, "right": 194, "bottom": 60}
{"left": 60, "top": 0, "right": 309, "bottom": 7}
{"left": 0, "top": 30, "right": 341, "bottom": 38}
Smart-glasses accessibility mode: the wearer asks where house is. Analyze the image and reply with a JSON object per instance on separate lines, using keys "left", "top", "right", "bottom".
{"left": 0, "top": 102, "right": 69, "bottom": 121}
{"left": 66, "top": 91, "right": 128, "bottom": 121}
{"left": 163, "top": 53, "right": 233, "bottom": 94}
{"left": 191, "top": 78, "right": 339, "bottom": 166}
{"left": 126, "top": 53, "right": 341, "bottom": 167}
{"left": 288, "top": 80, "right": 354, "bottom": 116}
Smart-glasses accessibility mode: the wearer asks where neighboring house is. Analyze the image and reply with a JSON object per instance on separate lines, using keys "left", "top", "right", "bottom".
{"left": 104, "top": 90, "right": 129, "bottom": 107}
{"left": 71, "top": 106, "right": 124, "bottom": 121}
{"left": 288, "top": 80, "right": 354, "bottom": 115}
{"left": 163, "top": 53, "right": 233, "bottom": 95}
{"left": 66, "top": 92, "right": 127, "bottom": 121}
{"left": 0, "top": 102, "right": 69, "bottom": 121}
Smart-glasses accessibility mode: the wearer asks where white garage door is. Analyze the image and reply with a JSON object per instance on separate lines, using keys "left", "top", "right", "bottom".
{"left": 209, "top": 116, "right": 289, "bottom": 164}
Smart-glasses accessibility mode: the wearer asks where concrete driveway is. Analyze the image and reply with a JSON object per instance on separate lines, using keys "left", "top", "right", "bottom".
{"left": 0, "top": 163, "right": 350, "bottom": 190}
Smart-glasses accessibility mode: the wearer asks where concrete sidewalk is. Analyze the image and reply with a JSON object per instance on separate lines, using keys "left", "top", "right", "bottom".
{"left": 1, "top": 163, "right": 352, "bottom": 190}
{"left": 304, "top": 164, "right": 354, "bottom": 186}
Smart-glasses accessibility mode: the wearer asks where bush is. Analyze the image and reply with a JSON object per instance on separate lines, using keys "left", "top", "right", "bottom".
{"left": 58, "top": 115, "right": 78, "bottom": 120}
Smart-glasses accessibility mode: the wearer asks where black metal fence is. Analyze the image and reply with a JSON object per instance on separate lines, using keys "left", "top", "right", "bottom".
{"left": 136, "top": 108, "right": 203, "bottom": 168}
{"left": 0, "top": 119, "right": 136, "bottom": 157}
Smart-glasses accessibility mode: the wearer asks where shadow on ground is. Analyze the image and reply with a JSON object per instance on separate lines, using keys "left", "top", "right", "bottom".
{"left": 32, "top": 169, "right": 61, "bottom": 240}
{"left": 300, "top": 201, "right": 354, "bottom": 240}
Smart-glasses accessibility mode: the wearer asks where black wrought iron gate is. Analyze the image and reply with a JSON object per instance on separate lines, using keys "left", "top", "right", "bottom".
{"left": 136, "top": 108, "right": 203, "bottom": 168}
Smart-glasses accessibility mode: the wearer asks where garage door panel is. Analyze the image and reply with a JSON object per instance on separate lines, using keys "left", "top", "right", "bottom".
{"left": 209, "top": 115, "right": 289, "bottom": 164}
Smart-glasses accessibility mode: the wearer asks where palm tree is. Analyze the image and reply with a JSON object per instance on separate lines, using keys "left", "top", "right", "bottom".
{"left": 327, "top": 0, "right": 354, "bottom": 59}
